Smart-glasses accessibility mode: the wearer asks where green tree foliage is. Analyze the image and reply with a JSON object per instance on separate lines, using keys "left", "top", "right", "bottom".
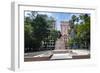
{"left": 50, "top": 30, "right": 60, "bottom": 41}
{"left": 24, "top": 12, "right": 51, "bottom": 52}
{"left": 32, "top": 14, "right": 50, "bottom": 49}
{"left": 24, "top": 17, "right": 33, "bottom": 52}
{"left": 68, "top": 14, "right": 90, "bottom": 49}
{"left": 24, "top": 11, "right": 60, "bottom": 52}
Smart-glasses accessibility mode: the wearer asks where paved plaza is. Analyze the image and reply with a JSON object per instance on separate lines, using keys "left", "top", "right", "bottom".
{"left": 24, "top": 36, "right": 90, "bottom": 62}
{"left": 24, "top": 49, "right": 90, "bottom": 62}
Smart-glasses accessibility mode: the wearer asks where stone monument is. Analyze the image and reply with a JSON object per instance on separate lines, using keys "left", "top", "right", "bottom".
{"left": 51, "top": 21, "right": 72, "bottom": 60}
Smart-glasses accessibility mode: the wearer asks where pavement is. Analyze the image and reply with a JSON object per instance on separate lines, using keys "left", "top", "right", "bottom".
{"left": 24, "top": 49, "right": 90, "bottom": 62}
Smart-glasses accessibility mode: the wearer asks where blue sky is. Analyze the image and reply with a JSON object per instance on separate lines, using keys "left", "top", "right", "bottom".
{"left": 51, "top": 12, "right": 73, "bottom": 31}
{"left": 25, "top": 11, "right": 81, "bottom": 31}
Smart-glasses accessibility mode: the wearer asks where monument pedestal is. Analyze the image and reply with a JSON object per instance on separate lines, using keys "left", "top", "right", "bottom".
{"left": 51, "top": 49, "right": 72, "bottom": 60}
{"left": 51, "top": 35, "right": 73, "bottom": 60}
{"left": 53, "top": 49, "right": 69, "bottom": 53}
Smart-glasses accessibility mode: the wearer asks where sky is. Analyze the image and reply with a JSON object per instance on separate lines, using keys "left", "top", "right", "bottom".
{"left": 25, "top": 11, "right": 83, "bottom": 31}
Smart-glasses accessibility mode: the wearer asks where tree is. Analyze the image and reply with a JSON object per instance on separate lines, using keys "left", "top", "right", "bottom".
{"left": 50, "top": 30, "right": 60, "bottom": 41}
{"left": 31, "top": 14, "right": 50, "bottom": 50}
{"left": 77, "top": 14, "right": 90, "bottom": 49}
{"left": 68, "top": 14, "right": 90, "bottom": 49}
{"left": 24, "top": 11, "right": 51, "bottom": 52}
{"left": 24, "top": 17, "right": 33, "bottom": 52}
{"left": 68, "top": 15, "right": 78, "bottom": 48}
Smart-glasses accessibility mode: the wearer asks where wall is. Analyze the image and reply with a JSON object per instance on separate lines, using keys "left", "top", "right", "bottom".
{"left": 0, "top": 0, "right": 100, "bottom": 73}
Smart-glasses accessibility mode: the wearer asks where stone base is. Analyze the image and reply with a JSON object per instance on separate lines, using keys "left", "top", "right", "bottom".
{"left": 51, "top": 53, "right": 72, "bottom": 60}
{"left": 53, "top": 49, "right": 72, "bottom": 54}
{"left": 50, "top": 50, "right": 72, "bottom": 60}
